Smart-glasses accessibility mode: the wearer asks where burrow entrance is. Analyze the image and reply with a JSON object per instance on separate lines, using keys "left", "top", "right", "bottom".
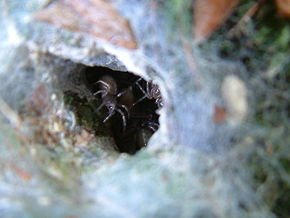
{"left": 66, "top": 66, "right": 162, "bottom": 154}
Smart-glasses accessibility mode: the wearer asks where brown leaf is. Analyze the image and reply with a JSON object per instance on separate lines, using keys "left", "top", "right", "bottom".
{"left": 275, "top": 0, "right": 290, "bottom": 18}
{"left": 34, "top": 0, "right": 137, "bottom": 49}
{"left": 212, "top": 104, "right": 227, "bottom": 123}
{"left": 193, "top": 0, "right": 240, "bottom": 43}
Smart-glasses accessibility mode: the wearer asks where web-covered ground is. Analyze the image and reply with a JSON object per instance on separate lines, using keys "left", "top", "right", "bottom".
{"left": 0, "top": 0, "right": 289, "bottom": 217}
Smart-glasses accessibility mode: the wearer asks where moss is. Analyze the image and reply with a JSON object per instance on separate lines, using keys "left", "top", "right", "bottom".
{"left": 63, "top": 91, "right": 110, "bottom": 136}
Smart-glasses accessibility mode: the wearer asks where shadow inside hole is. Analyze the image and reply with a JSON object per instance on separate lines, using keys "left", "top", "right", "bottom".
{"left": 85, "top": 66, "right": 161, "bottom": 154}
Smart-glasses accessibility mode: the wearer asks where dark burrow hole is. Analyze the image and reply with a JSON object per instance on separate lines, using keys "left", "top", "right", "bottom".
{"left": 68, "top": 66, "right": 162, "bottom": 154}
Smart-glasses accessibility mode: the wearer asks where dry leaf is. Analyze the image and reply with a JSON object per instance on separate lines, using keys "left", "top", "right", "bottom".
{"left": 275, "top": 0, "right": 290, "bottom": 17}
{"left": 35, "top": 0, "right": 137, "bottom": 49}
{"left": 193, "top": 0, "right": 240, "bottom": 43}
{"left": 212, "top": 104, "right": 227, "bottom": 123}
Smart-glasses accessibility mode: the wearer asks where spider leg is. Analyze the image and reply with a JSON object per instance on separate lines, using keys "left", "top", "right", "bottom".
{"left": 147, "top": 122, "right": 159, "bottom": 132}
{"left": 156, "top": 97, "right": 163, "bottom": 107}
{"left": 134, "top": 77, "right": 143, "bottom": 84}
{"left": 93, "top": 90, "right": 106, "bottom": 96}
{"left": 116, "top": 88, "right": 131, "bottom": 98}
{"left": 146, "top": 81, "right": 151, "bottom": 96}
{"left": 136, "top": 80, "right": 148, "bottom": 96}
{"left": 119, "top": 104, "right": 130, "bottom": 119}
{"left": 103, "top": 110, "right": 115, "bottom": 123}
{"left": 116, "top": 108, "right": 127, "bottom": 131}
{"left": 151, "top": 122, "right": 159, "bottom": 129}
{"left": 96, "top": 102, "right": 105, "bottom": 111}
{"left": 132, "top": 95, "right": 147, "bottom": 108}
{"left": 131, "top": 80, "right": 155, "bottom": 108}
{"left": 116, "top": 78, "right": 142, "bottom": 98}
{"left": 146, "top": 81, "right": 156, "bottom": 100}
{"left": 95, "top": 80, "right": 110, "bottom": 89}
{"left": 148, "top": 126, "right": 157, "bottom": 132}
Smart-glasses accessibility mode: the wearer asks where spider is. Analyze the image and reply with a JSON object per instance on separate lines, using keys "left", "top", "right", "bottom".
{"left": 94, "top": 75, "right": 130, "bottom": 130}
{"left": 131, "top": 78, "right": 163, "bottom": 108}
